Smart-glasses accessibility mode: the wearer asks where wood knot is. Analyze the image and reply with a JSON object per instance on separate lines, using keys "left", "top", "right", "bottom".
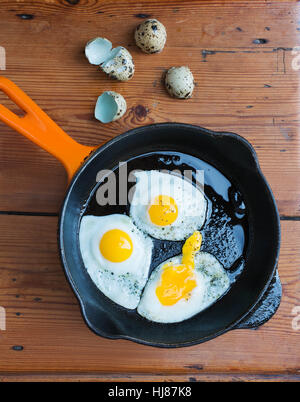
{"left": 135, "top": 14, "right": 151, "bottom": 19}
{"left": 134, "top": 105, "right": 148, "bottom": 119}
{"left": 12, "top": 345, "right": 24, "bottom": 351}
{"left": 253, "top": 38, "right": 269, "bottom": 44}
{"left": 65, "top": 0, "right": 80, "bottom": 5}
{"left": 16, "top": 14, "right": 34, "bottom": 20}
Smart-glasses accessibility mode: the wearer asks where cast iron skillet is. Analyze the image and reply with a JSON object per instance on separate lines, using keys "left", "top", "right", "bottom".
{"left": 0, "top": 78, "right": 281, "bottom": 347}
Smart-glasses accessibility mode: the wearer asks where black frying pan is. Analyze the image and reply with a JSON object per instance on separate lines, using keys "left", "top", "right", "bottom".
{"left": 0, "top": 77, "right": 281, "bottom": 347}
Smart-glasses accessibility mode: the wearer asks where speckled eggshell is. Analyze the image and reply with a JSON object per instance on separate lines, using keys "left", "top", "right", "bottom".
{"left": 109, "top": 91, "right": 127, "bottom": 121}
{"left": 135, "top": 19, "right": 167, "bottom": 54}
{"left": 165, "top": 66, "right": 194, "bottom": 99}
{"left": 101, "top": 47, "right": 135, "bottom": 81}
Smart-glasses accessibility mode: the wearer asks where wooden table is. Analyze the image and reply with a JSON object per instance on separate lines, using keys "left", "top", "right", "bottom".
{"left": 0, "top": 0, "right": 299, "bottom": 382}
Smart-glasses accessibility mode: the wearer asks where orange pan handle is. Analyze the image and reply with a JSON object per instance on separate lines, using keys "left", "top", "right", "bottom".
{"left": 0, "top": 77, "right": 97, "bottom": 181}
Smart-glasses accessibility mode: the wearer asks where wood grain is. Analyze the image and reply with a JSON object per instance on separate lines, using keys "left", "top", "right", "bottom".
{"left": 1, "top": 373, "right": 300, "bottom": 382}
{"left": 0, "top": 216, "right": 299, "bottom": 375}
{"left": 0, "top": 0, "right": 299, "bottom": 382}
{"left": 0, "top": 0, "right": 299, "bottom": 214}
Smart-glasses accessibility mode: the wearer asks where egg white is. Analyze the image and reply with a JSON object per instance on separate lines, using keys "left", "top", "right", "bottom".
{"left": 79, "top": 214, "right": 153, "bottom": 309}
{"left": 129, "top": 170, "right": 207, "bottom": 240}
{"left": 137, "top": 252, "right": 230, "bottom": 323}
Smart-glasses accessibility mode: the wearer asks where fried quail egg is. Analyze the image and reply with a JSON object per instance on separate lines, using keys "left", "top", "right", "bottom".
{"left": 129, "top": 170, "right": 207, "bottom": 240}
{"left": 135, "top": 19, "right": 167, "bottom": 54}
{"left": 165, "top": 66, "right": 194, "bottom": 99}
{"left": 79, "top": 214, "right": 153, "bottom": 309}
{"left": 137, "top": 232, "right": 230, "bottom": 323}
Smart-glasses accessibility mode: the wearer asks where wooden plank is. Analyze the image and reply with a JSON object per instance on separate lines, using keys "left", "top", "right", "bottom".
{"left": 0, "top": 373, "right": 300, "bottom": 382}
{"left": 0, "top": 215, "right": 299, "bottom": 374}
{"left": 0, "top": 1, "right": 299, "bottom": 214}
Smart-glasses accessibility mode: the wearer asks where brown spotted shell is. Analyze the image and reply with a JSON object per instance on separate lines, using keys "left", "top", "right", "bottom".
{"left": 134, "top": 19, "right": 167, "bottom": 54}
{"left": 165, "top": 66, "right": 194, "bottom": 99}
{"left": 101, "top": 47, "right": 135, "bottom": 81}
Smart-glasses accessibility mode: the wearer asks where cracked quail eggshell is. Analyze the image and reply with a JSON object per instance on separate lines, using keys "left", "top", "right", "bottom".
{"left": 85, "top": 37, "right": 112, "bottom": 65}
{"left": 135, "top": 19, "right": 167, "bottom": 54}
{"left": 165, "top": 66, "right": 194, "bottom": 99}
{"left": 101, "top": 47, "right": 135, "bottom": 81}
{"left": 94, "top": 91, "right": 127, "bottom": 123}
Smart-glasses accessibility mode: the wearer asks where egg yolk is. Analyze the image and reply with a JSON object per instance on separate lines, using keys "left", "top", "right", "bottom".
{"left": 99, "top": 229, "right": 133, "bottom": 263}
{"left": 148, "top": 195, "right": 178, "bottom": 226}
{"left": 155, "top": 231, "right": 202, "bottom": 306}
